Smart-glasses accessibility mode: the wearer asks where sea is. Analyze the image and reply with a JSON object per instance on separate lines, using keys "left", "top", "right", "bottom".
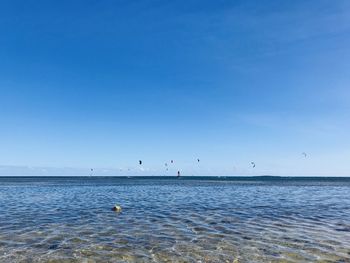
{"left": 0, "top": 176, "right": 350, "bottom": 262}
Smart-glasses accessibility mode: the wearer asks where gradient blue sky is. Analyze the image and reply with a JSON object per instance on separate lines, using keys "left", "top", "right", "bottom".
{"left": 1, "top": 0, "right": 350, "bottom": 176}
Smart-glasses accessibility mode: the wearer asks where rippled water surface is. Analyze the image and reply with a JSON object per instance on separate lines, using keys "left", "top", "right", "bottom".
{"left": 1, "top": 176, "right": 350, "bottom": 262}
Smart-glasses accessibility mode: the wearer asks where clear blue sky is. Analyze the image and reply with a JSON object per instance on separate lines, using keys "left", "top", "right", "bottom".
{"left": 1, "top": 0, "right": 350, "bottom": 176}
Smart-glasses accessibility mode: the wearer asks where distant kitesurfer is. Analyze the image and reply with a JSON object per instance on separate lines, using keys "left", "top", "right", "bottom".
{"left": 177, "top": 170, "right": 181, "bottom": 177}
{"left": 251, "top": 162, "right": 256, "bottom": 168}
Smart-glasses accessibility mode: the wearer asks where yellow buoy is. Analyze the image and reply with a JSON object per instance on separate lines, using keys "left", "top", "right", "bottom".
{"left": 112, "top": 205, "right": 122, "bottom": 212}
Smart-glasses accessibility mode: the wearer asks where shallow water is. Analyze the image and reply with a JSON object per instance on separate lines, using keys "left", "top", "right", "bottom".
{"left": 0, "top": 176, "right": 350, "bottom": 262}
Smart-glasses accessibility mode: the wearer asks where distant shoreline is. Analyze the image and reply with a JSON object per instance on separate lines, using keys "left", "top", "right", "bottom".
{"left": 0, "top": 175, "right": 350, "bottom": 180}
